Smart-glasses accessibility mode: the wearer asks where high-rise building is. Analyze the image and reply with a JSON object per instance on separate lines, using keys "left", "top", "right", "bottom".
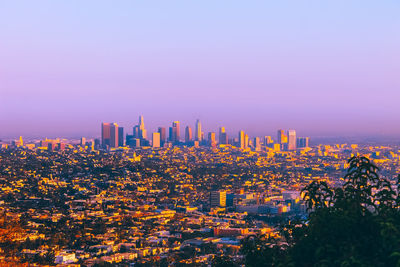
{"left": 219, "top": 127, "right": 228, "bottom": 144}
{"left": 238, "top": 131, "right": 245, "bottom": 149}
{"left": 297, "top": 137, "right": 310, "bottom": 148}
{"left": 208, "top": 132, "right": 216, "bottom": 147}
{"left": 80, "top": 137, "right": 86, "bottom": 146}
{"left": 101, "top": 123, "right": 111, "bottom": 147}
{"left": 138, "top": 115, "right": 147, "bottom": 140}
{"left": 133, "top": 125, "right": 139, "bottom": 138}
{"left": 158, "top": 127, "right": 166, "bottom": 145}
{"left": 210, "top": 191, "right": 227, "bottom": 207}
{"left": 152, "top": 132, "right": 160, "bottom": 148}
{"left": 173, "top": 121, "right": 180, "bottom": 142}
{"left": 277, "top": 129, "right": 287, "bottom": 144}
{"left": 264, "top": 136, "right": 273, "bottom": 145}
{"left": 169, "top": 127, "right": 174, "bottom": 142}
{"left": 110, "top": 123, "right": 119, "bottom": 148}
{"left": 126, "top": 135, "right": 134, "bottom": 147}
{"left": 244, "top": 134, "right": 249, "bottom": 149}
{"left": 287, "top": 130, "right": 297, "bottom": 150}
{"left": 195, "top": 119, "right": 202, "bottom": 142}
{"left": 118, "top": 127, "right": 124, "bottom": 147}
{"left": 254, "top": 137, "right": 261, "bottom": 151}
{"left": 185, "top": 126, "right": 192, "bottom": 143}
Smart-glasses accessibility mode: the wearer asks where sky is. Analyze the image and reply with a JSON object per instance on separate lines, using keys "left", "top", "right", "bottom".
{"left": 1, "top": 1, "right": 399, "bottom": 140}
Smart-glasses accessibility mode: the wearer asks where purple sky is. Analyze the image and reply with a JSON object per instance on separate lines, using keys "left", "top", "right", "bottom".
{"left": 1, "top": 1, "right": 400, "bottom": 139}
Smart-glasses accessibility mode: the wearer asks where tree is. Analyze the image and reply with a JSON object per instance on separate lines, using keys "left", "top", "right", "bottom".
{"left": 242, "top": 156, "right": 400, "bottom": 267}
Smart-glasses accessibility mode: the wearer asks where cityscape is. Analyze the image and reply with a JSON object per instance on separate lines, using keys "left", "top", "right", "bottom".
{"left": 99, "top": 116, "right": 310, "bottom": 151}
{"left": 2, "top": 1, "right": 400, "bottom": 266}
{"left": 1, "top": 116, "right": 400, "bottom": 265}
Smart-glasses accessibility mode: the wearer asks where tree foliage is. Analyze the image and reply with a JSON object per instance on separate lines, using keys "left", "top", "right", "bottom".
{"left": 242, "top": 156, "right": 400, "bottom": 266}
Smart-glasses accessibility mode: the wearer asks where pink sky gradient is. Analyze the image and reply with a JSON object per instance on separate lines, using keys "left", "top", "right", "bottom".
{"left": 1, "top": 1, "right": 400, "bottom": 139}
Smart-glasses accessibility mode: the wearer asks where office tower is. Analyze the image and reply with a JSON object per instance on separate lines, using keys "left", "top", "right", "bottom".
{"left": 195, "top": 119, "right": 202, "bottom": 141}
{"left": 80, "top": 137, "right": 86, "bottom": 146}
{"left": 244, "top": 134, "right": 249, "bottom": 149}
{"left": 297, "top": 137, "right": 310, "bottom": 148}
{"left": 277, "top": 129, "right": 288, "bottom": 144}
{"left": 138, "top": 115, "right": 147, "bottom": 140}
{"left": 185, "top": 126, "right": 192, "bottom": 143}
{"left": 219, "top": 127, "right": 228, "bottom": 144}
{"left": 158, "top": 127, "right": 166, "bottom": 145}
{"left": 126, "top": 135, "right": 134, "bottom": 147}
{"left": 287, "top": 130, "right": 297, "bottom": 150}
{"left": 152, "top": 132, "right": 160, "bottom": 148}
{"left": 110, "top": 123, "right": 119, "bottom": 148}
{"left": 169, "top": 127, "right": 174, "bottom": 142}
{"left": 304, "top": 137, "right": 310, "bottom": 148}
{"left": 264, "top": 136, "right": 273, "bottom": 145}
{"left": 238, "top": 131, "right": 245, "bottom": 149}
{"left": 210, "top": 191, "right": 227, "bottom": 207}
{"left": 208, "top": 132, "right": 216, "bottom": 147}
{"left": 133, "top": 138, "right": 141, "bottom": 148}
{"left": 172, "top": 121, "right": 180, "bottom": 142}
{"left": 101, "top": 123, "right": 111, "bottom": 147}
{"left": 254, "top": 137, "right": 261, "bottom": 151}
{"left": 133, "top": 125, "right": 139, "bottom": 138}
{"left": 118, "top": 127, "right": 124, "bottom": 147}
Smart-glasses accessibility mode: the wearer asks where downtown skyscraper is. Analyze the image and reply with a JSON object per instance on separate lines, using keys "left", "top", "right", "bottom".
{"left": 195, "top": 119, "right": 202, "bottom": 142}
{"left": 219, "top": 127, "right": 228, "bottom": 145}
{"left": 169, "top": 121, "right": 180, "bottom": 143}
{"left": 185, "top": 126, "right": 192, "bottom": 143}
{"left": 133, "top": 115, "right": 147, "bottom": 141}
{"left": 102, "top": 122, "right": 120, "bottom": 148}
{"left": 287, "top": 130, "right": 297, "bottom": 150}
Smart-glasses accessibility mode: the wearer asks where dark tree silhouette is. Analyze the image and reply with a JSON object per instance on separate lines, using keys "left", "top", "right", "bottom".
{"left": 242, "top": 156, "right": 400, "bottom": 267}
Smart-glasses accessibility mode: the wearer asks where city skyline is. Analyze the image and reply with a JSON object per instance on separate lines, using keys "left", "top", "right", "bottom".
{"left": 1, "top": 1, "right": 399, "bottom": 265}
{"left": 2, "top": 114, "right": 400, "bottom": 143}
{"left": 1, "top": 1, "right": 400, "bottom": 139}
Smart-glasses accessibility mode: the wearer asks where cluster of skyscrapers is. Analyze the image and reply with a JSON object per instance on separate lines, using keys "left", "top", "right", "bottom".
{"left": 100, "top": 116, "right": 310, "bottom": 151}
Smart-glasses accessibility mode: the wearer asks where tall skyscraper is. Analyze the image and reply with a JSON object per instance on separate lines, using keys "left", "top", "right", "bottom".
{"left": 195, "top": 119, "right": 202, "bottom": 142}
{"left": 287, "top": 130, "right": 297, "bottom": 150}
{"left": 138, "top": 115, "right": 147, "bottom": 140}
{"left": 244, "top": 134, "right": 249, "bottom": 149}
{"left": 118, "top": 127, "right": 124, "bottom": 147}
{"left": 169, "top": 127, "right": 173, "bottom": 142}
{"left": 80, "top": 137, "right": 86, "bottom": 146}
{"left": 152, "top": 132, "right": 160, "bottom": 148}
{"left": 238, "top": 131, "right": 245, "bottom": 149}
{"left": 219, "top": 127, "right": 228, "bottom": 144}
{"left": 254, "top": 137, "right": 261, "bottom": 151}
{"left": 208, "top": 132, "right": 216, "bottom": 147}
{"left": 173, "top": 121, "right": 180, "bottom": 142}
{"left": 277, "top": 129, "right": 287, "bottom": 144}
{"left": 110, "top": 123, "right": 119, "bottom": 148}
{"left": 133, "top": 125, "right": 139, "bottom": 138}
{"left": 158, "top": 127, "right": 166, "bottom": 145}
{"left": 101, "top": 123, "right": 111, "bottom": 147}
{"left": 185, "top": 126, "right": 192, "bottom": 143}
